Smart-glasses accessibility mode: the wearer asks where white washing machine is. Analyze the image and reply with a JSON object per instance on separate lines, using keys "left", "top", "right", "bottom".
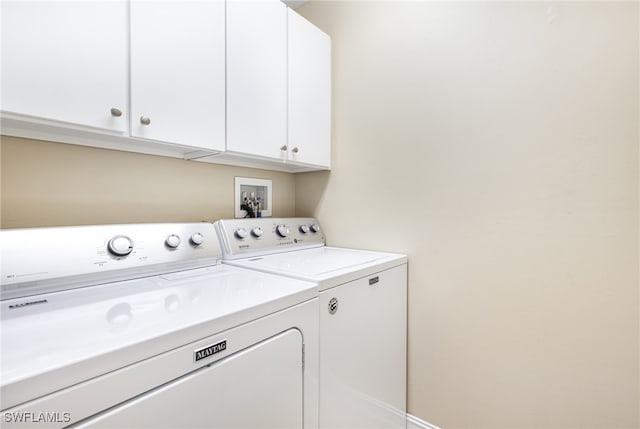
{"left": 1, "top": 222, "right": 318, "bottom": 429}
{"left": 214, "top": 218, "right": 407, "bottom": 429}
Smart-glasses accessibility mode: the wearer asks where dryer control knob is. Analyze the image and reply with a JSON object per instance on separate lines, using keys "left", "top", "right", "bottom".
{"left": 190, "top": 232, "right": 205, "bottom": 245}
{"left": 299, "top": 225, "right": 310, "bottom": 234}
{"left": 108, "top": 235, "right": 134, "bottom": 256}
{"left": 235, "top": 228, "right": 249, "bottom": 239}
{"left": 310, "top": 224, "right": 321, "bottom": 233}
{"left": 165, "top": 234, "right": 181, "bottom": 248}
{"left": 276, "top": 224, "right": 290, "bottom": 238}
{"left": 251, "top": 227, "right": 264, "bottom": 238}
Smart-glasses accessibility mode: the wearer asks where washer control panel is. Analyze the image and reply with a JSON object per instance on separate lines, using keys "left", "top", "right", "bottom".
{"left": 1, "top": 222, "right": 220, "bottom": 300}
{"left": 214, "top": 218, "right": 325, "bottom": 258}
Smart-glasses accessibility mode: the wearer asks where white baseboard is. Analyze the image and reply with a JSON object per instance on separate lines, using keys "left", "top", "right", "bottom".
{"left": 407, "top": 413, "right": 442, "bottom": 429}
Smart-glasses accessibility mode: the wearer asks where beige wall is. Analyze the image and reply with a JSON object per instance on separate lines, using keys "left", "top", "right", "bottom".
{"left": 296, "top": 2, "right": 639, "bottom": 428}
{"left": 0, "top": 136, "right": 295, "bottom": 228}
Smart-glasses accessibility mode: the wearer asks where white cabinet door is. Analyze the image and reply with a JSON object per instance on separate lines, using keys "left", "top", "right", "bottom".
{"left": 227, "top": 0, "right": 287, "bottom": 160}
{"left": 287, "top": 9, "right": 331, "bottom": 168}
{"left": 130, "top": 0, "right": 225, "bottom": 152}
{"left": 1, "top": 0, "right": 127, "bottom": 133}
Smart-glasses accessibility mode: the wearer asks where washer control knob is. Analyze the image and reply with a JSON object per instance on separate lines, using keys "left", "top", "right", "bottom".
{"left": 235, "top": 228, "right": 249, "bottom": 239}
{"left": 251, "top": 227, "right": 264, "bottom": 238}
{"left": 108, "top": 235, "right": 133, "bottom": 256}
{"left": 165, "top": 234, "right": 181, "bottom": 248}
{"left": 190, "top": 232, "right": 205, "bottom": 245}
{"left": 276, "top": 224, "right": 290, "bottom": 238}
{"left": 310, "top": 224, "right": 321, "bottom": 233}
{"left": 299, "top": 225, "right": 310, "bottom": 234}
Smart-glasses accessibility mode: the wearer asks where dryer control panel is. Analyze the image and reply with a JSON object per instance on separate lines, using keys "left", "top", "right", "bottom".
{"left": 1, "top": 222, "right": 221, "bottom": 300}
{"left": 214, "top": 218, "right": 325, "bottom": 259}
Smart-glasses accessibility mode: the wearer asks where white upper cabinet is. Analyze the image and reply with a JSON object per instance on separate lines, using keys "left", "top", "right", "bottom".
{"left": 287, "top": 9, "right": 331, "bottom": 168}
{"left": 1, "top": 0, "right": 128, "bottom": 133}
{"left": 129, "top": 0, "right": 225, "bottom": 152}
{"left": 226, "top": 0, "right": 288, "bottom": 160}
{"left": 1, "top": 0, "right": 331, "bottom": 172}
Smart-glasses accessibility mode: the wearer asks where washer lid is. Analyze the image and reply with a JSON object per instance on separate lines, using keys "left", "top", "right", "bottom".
{"left": 225, "top": 247, "right": 407, "bottom": 291}
{"left": 1, "top": 265, "right": 316, "bottom": 409}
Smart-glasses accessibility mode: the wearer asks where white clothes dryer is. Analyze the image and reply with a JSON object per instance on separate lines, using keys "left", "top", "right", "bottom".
{"left": 1, "top": 222, "right": 318, "bottom": 429}
{"left": 215, "top": 218, "right": 407, "bottom": 429}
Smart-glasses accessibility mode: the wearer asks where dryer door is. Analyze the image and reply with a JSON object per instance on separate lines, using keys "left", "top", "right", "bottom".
{"left": 77, "top": 329, "right": 303, "bottom": 429}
